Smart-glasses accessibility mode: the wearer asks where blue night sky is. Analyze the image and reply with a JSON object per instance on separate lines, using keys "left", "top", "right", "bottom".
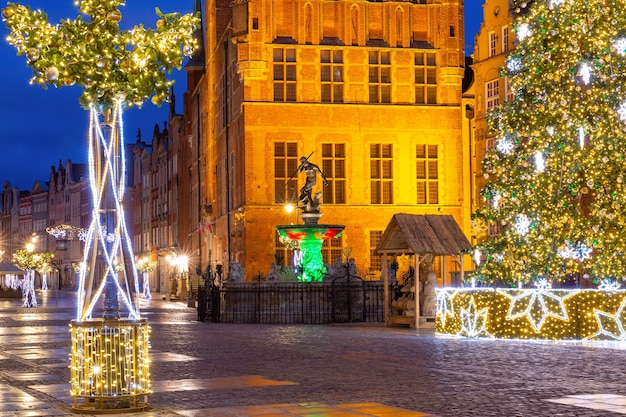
{"left": 0, "top": 0, "right": 485, "bottom": 190}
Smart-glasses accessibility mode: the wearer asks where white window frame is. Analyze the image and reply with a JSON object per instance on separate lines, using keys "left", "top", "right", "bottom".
{"left": 488, "top": 31, "right": 497, "bottom": 57}
{"left": 486, "top": 79, "right": 500, "bottom": 111}
{"left": 501, "top": 26, "right": 509, "bottom": 53}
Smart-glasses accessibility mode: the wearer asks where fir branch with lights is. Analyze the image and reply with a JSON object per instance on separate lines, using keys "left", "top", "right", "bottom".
{"left": 2, "top": 0, "right": 199, "bottom": 109}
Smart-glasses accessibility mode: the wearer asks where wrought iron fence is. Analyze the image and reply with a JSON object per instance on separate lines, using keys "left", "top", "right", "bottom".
{"left": 199, "top": 279, "right": 386, "bottom": 324}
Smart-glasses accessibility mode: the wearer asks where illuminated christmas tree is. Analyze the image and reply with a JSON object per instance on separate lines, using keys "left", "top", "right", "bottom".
{"left": 472, "top": 0, "right": 626, "bottom": 286}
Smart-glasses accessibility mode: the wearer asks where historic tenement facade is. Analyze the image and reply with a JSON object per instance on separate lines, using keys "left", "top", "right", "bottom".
{"left": 201, "top": 0, "right": 472, "bottom": 279}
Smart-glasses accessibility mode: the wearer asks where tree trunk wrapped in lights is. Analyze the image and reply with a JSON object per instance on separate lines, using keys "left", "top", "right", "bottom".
{"left": 3, "top": 0, "right": 198, "bottom": 412}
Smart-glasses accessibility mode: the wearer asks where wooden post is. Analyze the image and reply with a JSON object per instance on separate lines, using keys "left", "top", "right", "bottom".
{"left": 414, "top": 254, "right": 421, "bottom": 329}
{"left": 382, "top": 254, "right": 389, "bottom": 326}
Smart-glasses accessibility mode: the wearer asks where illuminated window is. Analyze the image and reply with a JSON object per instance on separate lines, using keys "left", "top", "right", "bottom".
{"left": 273, "top": 48, "right": 297, "bottom": 102}
{"left": 502, "top": 26, "right": 509, "bottom": 53}
{"left": 489, "top": 31, "right": 497, "bottom": 57}
{"left": 488, "top": 220, "right": 502, "bottom": 236}
{"left": 321, "top": 50, "right": 343, "bottom": 103}
{"left": 322, "top": 143, "right": 346, "bottom": 204}
{"left": 486, "top": 79, "right": 500, "bottom": 111}
{"left": 368, "top": 51, "right": 391, "bottom": 103}
{"left": 370, "top": 144, "right": 393, "bottom": 204}
{"left": 369, "top": 230, "right": 383, "bottom": 271}
{"left": 504, "top": 76, "right": 514, "bottom": 101}
{"left": 416, "top": 144, "right": 438, "bottom": 204}
{"left": 274, "top": 142, "right": 298, "bottom": 203}
{"left": 415, "top": 52, "right": 437, "bottom": 104}
{"left": 322, "top": 235, "right": 343, "bottom": 265}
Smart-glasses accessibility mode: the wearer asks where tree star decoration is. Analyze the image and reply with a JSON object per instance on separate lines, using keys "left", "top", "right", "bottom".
{"left": 2, "top": 1, "right": 199, "bottom": 109}
{"left": 498, "top": 288, "right": 579, "bottom": 332}
{"left": 459, "top": 296, "right": 493, "bottom": 338}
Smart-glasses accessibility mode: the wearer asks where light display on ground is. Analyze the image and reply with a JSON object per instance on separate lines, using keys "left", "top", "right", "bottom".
{"left": 436, "top": 288, "right": 626, "bottom": 341}
{"left": 69, "top": 319, "right": 151, "bottom": 411}
{"left": 3, "top": 0, "right": 198, "bottom": 412}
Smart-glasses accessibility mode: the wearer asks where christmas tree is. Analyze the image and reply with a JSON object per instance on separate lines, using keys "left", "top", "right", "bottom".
{"left": 472, "top": 0, "right": 626, "bottom": 286}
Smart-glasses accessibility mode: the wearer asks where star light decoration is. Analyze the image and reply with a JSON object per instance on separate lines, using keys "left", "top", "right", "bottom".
{"left": 436, "top": 288, "right": 457, "bottom": 327}
{"left": 498, "top": 288, "right": 579, "bottom": 332}
{"left": 459, "top": 296, "right": 493, "bottom": 338}
{"left": 586, "top": 295, "right": 626, "bottom": 341}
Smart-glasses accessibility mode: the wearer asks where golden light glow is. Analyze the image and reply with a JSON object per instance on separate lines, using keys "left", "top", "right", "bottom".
{"left": 69, "top": 319, "right": 151, "bottom": 412}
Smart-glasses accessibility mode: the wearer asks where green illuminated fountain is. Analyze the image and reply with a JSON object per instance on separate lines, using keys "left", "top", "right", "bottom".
{"left": 278, "top": 155, "right": 345, "bottom": 282}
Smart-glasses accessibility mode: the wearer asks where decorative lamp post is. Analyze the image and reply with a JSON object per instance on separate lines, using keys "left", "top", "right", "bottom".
{"left": 3, "top": 1, "right": 198, "bottom": 412}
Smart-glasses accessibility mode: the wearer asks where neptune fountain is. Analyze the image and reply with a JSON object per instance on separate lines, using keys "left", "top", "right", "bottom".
{"left": 277, "top": 155, "right": 344, "bottom": 282}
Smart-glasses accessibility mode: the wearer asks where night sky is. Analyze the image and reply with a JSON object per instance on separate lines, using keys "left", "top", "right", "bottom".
{"left": 0, "top": 0, "right": 484, "bottom": 190}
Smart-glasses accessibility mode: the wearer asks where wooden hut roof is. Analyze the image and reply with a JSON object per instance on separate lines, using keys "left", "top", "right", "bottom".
{"left": 0, "top": 258, "right": 25, "bottom": 275}
{"left": 376, "top": 214, "right": 471, "bottom": 256}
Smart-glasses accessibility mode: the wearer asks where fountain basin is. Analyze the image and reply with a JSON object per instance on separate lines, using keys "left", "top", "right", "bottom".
{"left": 277, "top": 224, "right": 345, "bottom": 282}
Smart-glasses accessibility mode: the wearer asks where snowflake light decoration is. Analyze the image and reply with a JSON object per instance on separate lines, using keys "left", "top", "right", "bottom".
{"left": 613, "top": 37, "right": 626, "bottom": 55}
{"left": 598, "top": 279, "right": 621, "bottom": 291}
{"left": 517, "top": 23, "right": 532, "bottom": 41}
{"left": 618, "top": 101, "right": 626, "bottom": 123}
{"left": 534, "top": 151, "right": 545, "bottom": 173}
{"left": 534, "top": 278, "right": 552, "bottom": 289}
{"left": 514, "top": 214, "right": 531, "bottom": 236}
{"left": 507, "top": 56, "right": 522, "bottom": 73}
{"left": 579, "top": 63, "right": 592, "bottom": 85}
{"left": 496, "top": 137, "right": 515, "bottom": 154}
{"left": 459, "top": 296, "right": 493, "bottom": 338}
{"left": 558, "top": 241, "right": 592, "bottom": 261}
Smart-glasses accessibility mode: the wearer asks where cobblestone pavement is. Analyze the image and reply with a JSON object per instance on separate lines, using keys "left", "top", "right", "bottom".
{"left": 1, "top": 290, "right": 626, "bottom": 416}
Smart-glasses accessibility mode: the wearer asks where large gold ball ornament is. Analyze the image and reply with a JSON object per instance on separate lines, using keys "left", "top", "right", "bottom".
{"left": 1, "top": 6, "right": 15, "bottom": 19}
{"left": 107, "top": 9, "right": 122, "bottom": 23}
{"left": 26, "top": 48, "right": 40, "bottom": 62}
{"left": 45, "top": 66, "right": 59, "bottom": 81}
{"left": 151, "top": 95, "right": 163, "bottom": 106}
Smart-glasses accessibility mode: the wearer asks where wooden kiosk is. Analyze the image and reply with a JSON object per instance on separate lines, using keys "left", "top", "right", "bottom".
{"left": 376, "top": 214, "right": 471, "bottom": 329}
